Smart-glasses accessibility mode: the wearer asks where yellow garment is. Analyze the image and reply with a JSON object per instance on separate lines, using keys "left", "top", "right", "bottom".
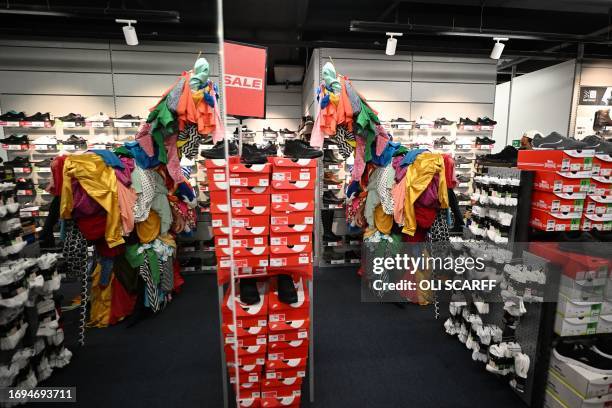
{"left": 374, "top": 204, "right": 393, "bottom": 234}
{"left": 60, "top": 154, "right": 124, "bottom": 248}
{"left": 88, "top": 264, "right": 113, "bottom": 328}
{"left": 136, "top": 210, "right": 161, "bottom": 243}
{"left": 363, "top": 227, "right": 377, "bottom": 239}
{"left": 329, "top": 92, "right": 340, "bottom": 106}
{"left": 192, "top": 89, "right": 204, "bottom": 106}
{"left": 159, "top": 232, "right": 177, "bottom": 249}
{"left": 402, "top": 153, "right": 449, "bottom": 236}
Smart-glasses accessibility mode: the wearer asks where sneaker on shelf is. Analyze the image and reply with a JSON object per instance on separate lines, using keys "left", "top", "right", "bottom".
{"left": 4, "top": 156, "right": 31, "bottom": 168}
{"left": 457, "top": 174, "right": 471, "bottom": 183}
{"left": 23, "top": 112, "right": 51, "bottom": 122}
{"left": 477, "top": 117, "right": 497, "bottom": 126}
{"left": 416, "top": 117, "right": 434, "bottom": 127}
{"left": 479, "top": 146, "right": 519, "bottom": 165}
{"left": 234, "top": 125, "right": 252, "bottom": 136}
{"left": 33, "top": 135, "right": 58, "bottom": 147}
{"left": 434, "top": 136, "right": 453, "bottom": 147}
{"left": 15, "top": 178, "right": 35, "bottom": 191}
{"left": 582, "top": 135, "right": 612, "bottom": 154}
{"left": 85, "top": 112, "right": 110, "bottom": 123}
{"left": 323, "top": 190, "right": 343, "bottom": 205}
{"left": 391, "top": 117, "right": 409, "bottom": 122}
{"left": 113, "top": 114, "right": 141, "bottom": 121}
{"left": 241, "top": 143, "right": 268, "bottom": 165}
{"left": 476, "top": 137, "right": 495, "bottom": 145}
{"left": 262, "top": 142, "right": 278, "bottom": 156}
{"left": 345, "top": 250, "right": 361, "bottom": 262}
{"left": 201, "top": 253, "right": 217, "bottom": 267}
{"left": 283, "top": 140, "right": 322, "bottom": 159}
{"left": 280, "top": 128, "right": 296, "bottom": 137}
{"left": 532, "top": 132, "right": 588, "bottom": 150}
{"left": 62, "top": 135, "right": 87, "bottom": 147}
{"left": 323, "top": 248, "right": 344, "bottom": 261}
{"left": 1, "top": 135, "right": 28, "bottom": 145}
{"left": 239, "top": 278, "right": 260, "bottom": 305}
{"left": 0, "top": 111, "right": 26, "bottom": 121}
{"left": 277, "top": 274, "right": 298, "bottom": 304}
{"left": 594, "top": 109, "right": 612, "bottom": 131}
{"left": 323, "top": 149, "right": 342, "bottom": 164}
{"left": 200, "top": 141, "right": 239, "bottom": 159}
{"left": 323, "top": 138, "right": 339, "bottom": 149}
{"left": 56, "top": 113, "right": 85, "bottom": 122}
{"left": 459, "top": 117, "right": 479, "bottom": 126}
{"left": 262, "top": 126, "right": 277, "bottom": 135}
{"left": 435, "top": 117, "right": 455, "bottom": 126}
{"left": 324, "top": 171, "right": 342, "bottom": 185}
{"left": 179, "top": 257, "right": 202, "bottom": 270}
{"left": 554, "top": 341, "right": 612, "bottom": 374}
{"left": 455, "top": 156, "right": 473, "bottom": 165}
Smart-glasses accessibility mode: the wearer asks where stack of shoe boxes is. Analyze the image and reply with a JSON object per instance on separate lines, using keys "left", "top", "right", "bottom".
{"left": 518, "top": 150, "right": 611, "bottom": 232}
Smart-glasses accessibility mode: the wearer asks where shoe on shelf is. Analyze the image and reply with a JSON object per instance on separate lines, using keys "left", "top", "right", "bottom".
{"left": 457, "top": 174, "right": 471, "bottom": 183}
{"left": 582, "top": 135, "right": 612, "bottom": 154}
{"left": 391, "top": 117, "right": 409, "bottom": 123}
{"left": 479, "top": 146, "right": 519, "bottom": 164}
{"left": 554, "top": 341, "right": 612, "bottom": 374}
{"left": 323, "top": 230, "right": 342, "bottom": 242}
{"left": 532, "top": 132, "right": 588, "bottom": 150}
{"left": 459, "top": 117, "right": 479, "bottom": 126}
{"left": 324, "top": 171, "right": 342, "bottom": 185}
{"left": 435, "top": 117, "right": 455, "bottom": 126}
{"left": 200, "top": 141, "right": 239, "bottom": 159}
{"left": 262, "top": 142, "right": 278, "bottom": 156}
{"left": 113, "top": 114, "right": 141, "bottom": 120}
{"left": 0, "top": 111, "right": 26, "bottom": 121}
{"left": 323, "top": 138, "right": 339, "bottom": 148}
{"left": 455, "top": 156, "right": 473, "bottom": 165}
{"left": 283, "top": 139, "right": 322, "bottom": 159}
{"left": 239, "top": 278, "right": 260, "bottom": 305}
{"left": 263, "top": 126, "right": 277, "bottom": 134}
{"left": 33, "top": 135, "right": 58, "bottom": 146}
{"left": 323, "top": 149, "right": 342, "bottom": 164}
{"left": 56, "top": 113, "right": 85, "bottom": 122}
{"left": 277, "top": 274, "right": 298, "bottom": 304}
{"left": 594, "top": 109, "right": 612, "bottom": 131}
{"left": 201, "top": 253, "right": 217, "bottom": 267}
{"left": 477, "top": 117, "right": 497, "bottom": 126}
{"left": 4, "top": 156, "right": 31, "bottom": 168}
{"left": 434, "top": 136, "right": 453, "bottom": 146}
{"left": 62, "top": 135, "right": 87, "bottom": 147}
{"left": 323, "top": 248, "right": 344, "bottom": 262}
{"left": 1, "top": 135, "right": 28, "bottom": 145}
{"left": 15, "top": 178, "right": 35, "bottom": 191}
{"left": 241, "top": 143, "right": 269, "bottom": 165}
{"left": 476, "top": 137, "right": 495, "bottom": 145}
{"left": 23, "top": 112, "right": 51, "bottom": 122}
{"left": 86, "top": 112, "right": 110, "bottom": 122}
{"left": 345, "top": 250, "right": 361, "bottom": 262}
{"left": 180, "top": 257, "right": 202, "bottom": 269}
{"left": 323, "top": 190, "right": 343, "bottom": 205}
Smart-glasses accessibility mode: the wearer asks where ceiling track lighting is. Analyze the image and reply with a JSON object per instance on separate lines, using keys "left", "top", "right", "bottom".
{"left": 490, "top": 37, "right": 508, "bottom": 60}
{"left": 116, "top": 19, "right": 139, "bottom": 46}
{"left": 385, "top": 32, "right": 403, "bottom": 56}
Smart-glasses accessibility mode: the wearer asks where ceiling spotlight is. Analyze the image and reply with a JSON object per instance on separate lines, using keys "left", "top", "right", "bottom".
{"left": 116, "top": 19, "right": 138, "bottom": 46}
{"left": 385, "top": 32, "right": 403, "bottom": 56}
{"left": 490, "top": 37, "right": 508, "bottom": 60}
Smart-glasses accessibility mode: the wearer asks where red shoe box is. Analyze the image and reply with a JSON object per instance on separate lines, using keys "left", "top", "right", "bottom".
{"left": 268, "top": 277, "right": 310, "bottom": 313}
{"left": 518, "top": 149, "right": 595, "bottom": 172}
{"left": 267, "top": 341, "right": 309, "bottom": 361}
{"left": 222, "top": 322, "right": 268, "bottom": 338}
{"left": 268, "top": 265, "right": 314, "bottom": 281}
{"left": 589, "top": 176, "right": 612, "bottom": 196}
{"left": 271, "top": 200, "right": 315, "bottom": 213}
{"left": 269, "top": 318, "right": 309, "bottom": 343}
{"left": 262, "top": 378, "right": 302, "bottom": 392}
{"left": 221, "top": 281, "right": 268, "bottom": 327}
{"left": 224, "top": 333, "right": 267, "bottom": 347}
{"left": 261, "top": 382, "right": 301, "bottom": 400}
{"left": 230, "top": 174, "right": 270, "bottom": 188}
{"left": 270, "top": 224, "right": 313, "bottom": 235}
{"left": 270, "top": 232, "right": 311, "bottom": 246}
{"left": 230, "top": 161, "right": 272, "bottom": 174}
{"left": 585, "top": 195, "right": 612, "bottom": 215}
{"left": 209, "top": 180, "right": 230, "bottom": 191}
{"left": 237, "top": 397, "right": 261, "bottom": 408}
{"left": 231, "top": 382, "right": 261, "bottom": 400}
{"left": 531, "top": 190, "right": 585, "bottom": 213}
{"left": 581, "top": 213, "right": 612, "bottom": 232}
{"left": 228, "top": 363, "right": 265, "bottom": 381}
{"left": 593, "top": 153, "right": 612, "bottom": 177}
{"left": 214, "top": 226, "right": 270, "bottom": 237}
{"left": 207, "top": 167, "right": 229, "bottom": 182}
{"left": 233, "top": 186, "right": 272, "bottom": 196}
{"left": 529, "top": 207, "right": 582, "bottom": 232}
{"left": 224, "top": 344, "right": 268, "bottom": 359}
{"left": 219, "top": 255, "right": 269, "bottom": 269}
{"left": 217, "top": 267, "right": 270, "bottom": 284}
{"left": 211, "top": 201, "right": 270, "bottom": 216}
{"left": 270, "top": 211, "right": 314, "bottom": 226}
{"left": 533, "top": 171, "right": 591, "bottom": 193}
{"left": 204, "top": 158, "right": 232, "bottom": 169}
{"left": 269, "top": 252, "right": 313, "bottom": 268}
{"left": 264, "top": 367, "right": 306, "bottom": 380}
{"left": 270, "top": 157, "right": 317, "bottom": 168}
{"left": 210, "top": 191, "right": 271, "bottom": 208}
{"left": 216, "top": 246, "right": 270, "bottom": 258}
{"left": 261, "top": 396, "right": 300, "bottom": 408}
{"left": 271, "top": 179, "right": 316, "bottom": 190}
{"left": 227, "top": 353, "right": 267, "bottom": 367}
{"left": 269, "top": 301, "right": 309, "bottom": 324}
{"left": 212, "top": 214, "right": 270, "bottom": 229}
{"left": 529, "top": 242, "right": 609, "bottom": 281}
{"left": 215, "top": 235, "right": 268, "bottom": 248}
{"left": 271, "top": 189, "right": 313, "bottom": 206}
{"left": 272, "top": 167, "right": 316, "bottom": 183}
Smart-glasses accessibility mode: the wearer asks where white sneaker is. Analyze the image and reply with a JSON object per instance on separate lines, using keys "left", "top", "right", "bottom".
{"left": 86, "top": 112, "right": 110, "bottom": 122}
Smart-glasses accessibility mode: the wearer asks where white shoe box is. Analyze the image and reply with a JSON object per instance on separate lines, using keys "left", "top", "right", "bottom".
{"left": 550, "top": 351, "right": 612, "bottom": 399}
{"left": 547, "top": 370, "right": 612, "bottom": 408}
{"left": 597, "top": 315, "right": 612, "bottom": 334}
{"left": 560, "top": 275, "right": 605, "bottom": 302}
{"left": 545, "top": 389, "right": 570, "bottom": 408}
{"left": 555, "top": 314, "right": 599, "bottom": 336}
{"left": 557, "top": 294, "right": 603, "bottom": 318}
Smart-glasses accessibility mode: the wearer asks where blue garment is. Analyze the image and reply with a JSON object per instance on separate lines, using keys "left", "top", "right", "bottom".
{"left": 176, "top": 181, "right": 196, "bottom": 203}
{"left": 346, "top": 180, "right": 362, "bottom": 199}
{"left": 90, "top": 150, "right": 125, "bottom": 169}
{"left": 124, "top": 141, "right": 161, "bottom": 169}
{"left": 371, "top": 141, "right": 401, "bottom": 167}
{"left": 400, "top": 149, "right": 427, "bottom": 167}
{"left": 99, "top": 257, "right": 114, "bottom": 286}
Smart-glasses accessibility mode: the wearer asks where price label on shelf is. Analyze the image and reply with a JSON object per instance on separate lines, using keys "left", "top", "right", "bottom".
{"left": 330, "top": 259, "right": 344, "bottom": 265}
{"left": 62, "top": 122, "right": 76, "bottom": 128}
{"left": 326, "top": 185, "right": 340, "bottom": 190}
{"left": 88, "top": 121, "right": 105, "bottom": 128}
{"left": 271, "top": 194, "right": 288, "bottom": 203}
{"left": 114, "top": 121, "right": 133, "bottom": 128}
{"left": 350, "top": 259, "right": 360, "bottom": 264}
{"left": 272, "top": 173, "right": 287, "bottom": 181}
{"left": 326, "top": 164, "right": 340, "bottom": 170}
{"left": 0, "top": 121, "right": 20, "bottom": 126}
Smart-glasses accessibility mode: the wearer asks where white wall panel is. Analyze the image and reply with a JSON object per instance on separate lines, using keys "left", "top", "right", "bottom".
{"left": 0, "top": 46, "right": 111, "bottom": 72}
{"left": 264, "top": 105, "right": 301, "bottom": 120}
{"left": 579, "top": 62, "right": 612, "bottom": 86}
{"left": 413, "top": 54, "right": 494, "bottom": 64}
{"left": 412, "top": 61, "right": 496, "bottom": 83}
{"left": 492, "top": 81, "right": 511, "bottom": 153}
{"left": 266, "top": 86, "right": 301, "bottom": 106}
{"left": 320, "top": 48, "right": 411, "bottom": 61}
{"left": 350, "top": 80, "right": 411, "bottom": 102}
{"left": 112, "top": 50, "right": 219, "bottom": 75}
{"left": 0, "top": 71, "right": 113, "bottom": 95}
{"left": 110, "top": 41, "right": 217, "bottom": 53}
{"left": 325, "top": 59, "right": 411, "bottom": 81}
{"left": 115, "top": 97, "right": 159, "bottom": 118}
{"left": 113, "top": 73, "right": 207, "bottom": 97}
{"left": 0, "top": 95, "right": 115, "bottom": 117}
{"left": 507, "top": 59, "right": 575, "bottom": 139}
{"left": 412, "top": 82, "right": 494, "bottom": 103}
{"left": 366, "top": 101, "right": 411, "bottom": 121}
{"left": 411, "top": 102, "right": 493, "bottom": 122}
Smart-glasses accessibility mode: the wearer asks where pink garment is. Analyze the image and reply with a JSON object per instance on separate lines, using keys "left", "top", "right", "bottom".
{"left": 351, "top": 135, "right": 366, "bottom": 182}
{"left": 309, "top": 111, "right": 324, "bottom": 148}
{"left": 72, "top": 180, "right": 104, "bottom": 219}
{"left": 114, "top": 157, "right": 135, "bottom": 187}
{"left": 443, "top": 154, "right": 457, "bottom": 188}
{"left": 392, "top": 175, "right": 406, "bottom": 225}
{"left": 117, "top": 182, "right": 137, "bottom": 235}
{"left": 375, "top": 125, "right": 389, "bottom": 156}
{"left": 135, "top": 123, "right": 155, "bottom": 157}
{"left": 392, "top": 156, "right": 407, "bottom": 183}
{"left": 212, "top": 92, "right": 226, "bottom": 144}
{"left": 415, "top": 175, "right": 440, "bottom": 208}
{"left": 164, "top": 134, "right": 183, "bottom": 184}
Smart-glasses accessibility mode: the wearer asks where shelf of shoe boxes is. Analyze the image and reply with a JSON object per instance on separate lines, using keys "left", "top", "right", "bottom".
{"left": 0, "top": 168, "right": 71, "bottom": 389}
{"left": 515, "top": 150, "right": 612, "bottom": 408}
{"left": 0, "top": 116, "right": 144, "bottom": 243}
{"left": 203, "top": 153, "right": 314, "bottom": 408}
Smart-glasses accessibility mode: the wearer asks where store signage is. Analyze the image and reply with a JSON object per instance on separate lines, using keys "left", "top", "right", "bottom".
{"left": 579, "top": 86, "right": 612, "bottom": 106}
{"left": 223, "top": 41, "right": 267, "bottom": 118}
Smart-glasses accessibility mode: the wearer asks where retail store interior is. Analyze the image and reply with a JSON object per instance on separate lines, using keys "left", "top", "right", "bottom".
{"left": 0, "top": 1, "right": 611, "bottom": 407}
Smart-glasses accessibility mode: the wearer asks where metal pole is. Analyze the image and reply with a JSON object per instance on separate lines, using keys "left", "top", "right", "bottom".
{"left": 218, "top": 285, "right": 229, "bottom": 408}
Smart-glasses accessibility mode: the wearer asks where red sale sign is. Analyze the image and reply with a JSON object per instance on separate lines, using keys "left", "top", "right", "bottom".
{"left": 223, "top": 41, "right": 267, "bottom": 118}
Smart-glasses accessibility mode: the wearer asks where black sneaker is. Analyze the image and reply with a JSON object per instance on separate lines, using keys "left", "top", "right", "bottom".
{"left": 435, "top": 118, "right": 455, "bottom": 126}
{"left": 476, "top": 137, "right": 495, "bottom": 145}
{"left": 459, "top": 117, "right": 478, "bottom": 126}
{"left": 277, "top": 274, "right": 298, "bottom": 304}
{"left": 180, "top": 257, "right": 202, "bottom": 269}
{"left": 323, "top": 230, "right": 342, "bottom": 242}
{"left": 457, "top": 174, "right": 471, "bottom": 183}
{"left": 23, "top": 112, "right": 51, "bottom": 122}
{"left": 114, "top": 114, "right": 141, "bottom": 120}
{"left": 479, "top": 146, "right": 519, "bottom": 164}
{"left": 35, "top": 158, "right": 53, "bottom": 168}
{"left": 241, "top": 143, "right": 268, "bottom": 165}
{"left": 455, "top": 156, "right": 472, "bottom": 165}
{"left": 280, "top": 128, "right": 295, "bottom": 135}
{"left": 582, "top": 135, "right": 612, "bottom": 154}
{"left": 283, "top": 140, "right": 322, "bottom": 159}
{"left": 532, "top": 132, "right": 588, "bottom": 150}
{"left": 434, "top": 136, "right": 453, "bottom": 146}
{"left": 4, "top": 156, "right": 31, "bottom": 168}
{"left": 477, "top": 117, "right": 497, "bottom": 126}
{"left": 0, "top": 111, "right": 25, "bottom": 121}
{"left": 1, "top": 135, "right": 28, "bottom": 145}
{"left": 345, "top": 250, "right": 361, "bottom": 262}
{"left": 200, "top": 141, "right": 239, "bottom": 159}
{"left": 554, "top": 341, "right": 612, "bottom": 374}
{"left": 63, "top": 135, "right": 87, "bottom": 147}
{"left": 233, "top": 126, "right": 252, "bottom": 136}
{"left": 202, "top": 254, "right": 217, "bottom": 267}
{"left": 263, "top": 127, "right": 277, "bottom": 134}
{"left": 323, "top": 190, "right": 343, "bottom": 205}
{"left": 263, "top": 142, "right": 278, "bottom": 156}
{"left": 239, "top": 278, "right": 260, "bottom": 305}
{"left": 323, "top": 248, "right": 344, "bottom": 261}
{"left": 323, "top": 149, "right": 342, "bottom": 164}
{"left": 392, "top": 118, "right": 409, "bottom": 122}
{"left": 15, "top": 179, "right": 35, "bottom": 191}
{"left": 57, "top": 113, "right": 85, "bottom": 122}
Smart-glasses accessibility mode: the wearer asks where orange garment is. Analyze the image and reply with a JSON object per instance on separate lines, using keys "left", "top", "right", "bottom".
{"left": 176, "top": 71, "right": 198, "bottom": 132}
{"left": 117, "top": 182, "right": 137, "bottom": 235}
{"left": 392, "top": 175, "right": 407, "bottom": 226}
{"left": 336, "top": 77, "right": 354, "bottom": 132}
{"left": 136, "top": 210, "right": 161, "bottom": 243}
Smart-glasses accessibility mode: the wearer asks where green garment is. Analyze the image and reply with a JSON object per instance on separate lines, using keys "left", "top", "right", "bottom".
{"left": 125, "top": 244, "right": 144, "bottom": 268}
{"left": 189, "top": 57, "right": 210, "bottom": 91}
{"left": 393, "top": 145, "right": 409, "bottom": 156}
{"left": 146, "top": 250, "right": 160, "bottom": 285}
{"left": 356, "top": 100, "right": 379, "bottom": 162}
{"left": 123, "top": 244, "right": 160, "bottom": 285}
{"left": 151, "top": 171, "right": 172, "bottom": 234}
{"left": 146, "top": 97, "right": 175, "bottom": 164}
{"left": 113, "top": 146, "right": 133, "bottom": 158}
{"left": 322, "top": 62, "right": 341, "bottom": 94}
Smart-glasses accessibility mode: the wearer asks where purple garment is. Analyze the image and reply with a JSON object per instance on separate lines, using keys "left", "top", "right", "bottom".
{"left": 135, "top": 123, "right": 155, "bottom": 157}
{"left": 114, "top": 157, "right": 135, "bottom": 187}
{"left": 164, "top": 133, "right": 183, "bottom": 184}
{"left": 415, "top": 175, "right": 440, "bottom": 208}
{"left": 375, "top": 125, "right": 389, "bottom": 156}
{"left": 392, "top": 155, "right": 407, "bottom": 183}
{"left": 351, "top": 135, "right": 366, "bottom": 182}
{"left": 71, "top": 180, "right": 104, "bottom": 219}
